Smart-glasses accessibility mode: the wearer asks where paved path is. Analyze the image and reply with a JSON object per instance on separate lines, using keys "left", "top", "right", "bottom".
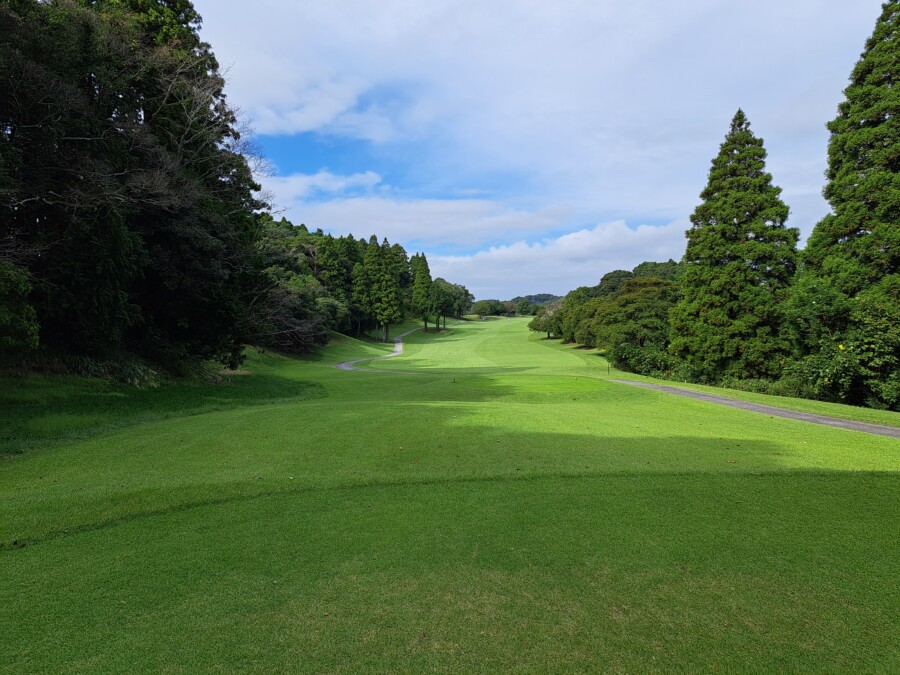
{"left": 336, "top": 328, "right": 422, "bottom": 373}
{"left": 611, "top": 380, "right": 900, "bottom": 439}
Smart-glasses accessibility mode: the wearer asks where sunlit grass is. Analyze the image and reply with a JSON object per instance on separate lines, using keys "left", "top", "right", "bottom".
{"left": 2, "top": 318, "right": 898, "bottom": 671}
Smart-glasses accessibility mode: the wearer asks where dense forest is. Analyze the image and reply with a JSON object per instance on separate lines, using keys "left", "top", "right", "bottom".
{"left": 0, "top": 0, "right": 469, "bottom": 378}
{"left": 530, "top": 3, "right": 899, "bottom": 410}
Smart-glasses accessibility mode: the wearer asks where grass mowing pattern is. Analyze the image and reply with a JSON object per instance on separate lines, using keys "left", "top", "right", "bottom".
{"left": 3, "top": 318, "right": 899, "bottom": 671}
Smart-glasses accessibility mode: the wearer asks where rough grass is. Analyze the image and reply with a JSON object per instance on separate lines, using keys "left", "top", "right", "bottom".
{"left": 2, "top": 318, "right": 898, "bottom": 672}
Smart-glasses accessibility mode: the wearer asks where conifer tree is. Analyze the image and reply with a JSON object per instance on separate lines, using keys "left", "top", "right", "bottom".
{"left": 793, "top": 1, "right": 899, "bottom": 408}
{"left": 410, "top": 254, "right": 433, "bottom": 332}
{"left": 670, "top": 110, "right": 799, "bottom": 381}
{"left": 362, "top": 237, "right": 402, "bottom": 341}
{"left": 350, "top": 262, "right": 372, "bottom": 337}
{"left": 805, "top": 1, "right": 899, "bottom": 295}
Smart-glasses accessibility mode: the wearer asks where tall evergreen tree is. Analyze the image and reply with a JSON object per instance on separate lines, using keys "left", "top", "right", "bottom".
{"left": 805, "top": 1, "right": 899, "bottom": 296}
{"left": 794, "top": 1, "right": 900, "bottom": 408}
{"left": 350, "top": 262, "right": 372, "bottom": 337}
{"left": 669, "top": 110, "right": 799, "bottom": 381}
{"left": 410, "top": 253, "right": 433, "bottom": 332}
{"left": 361, "top": 237, "right": 402, "bottom": 341}
{"left": 376, "top": 238, "right": 404, "bottom": 340}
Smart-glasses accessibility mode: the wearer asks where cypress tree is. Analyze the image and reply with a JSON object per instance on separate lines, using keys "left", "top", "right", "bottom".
{"left": 794, "top": 2, "right": 899, "bottom": 408}
{"left": 377, "top": 238, "right": 404, "bottom": 340}
{"left": 411, "top": 253, "right": 433, "bottom": 332}
{"left": 362, "top": 237, "right": 403, "bottom": 341}
{"left": 805, "top": 1, "right": 899, "bottom": 295}
{"left": 350, "top": 262, "right": 372, "bottom": 337}
{"left": 670, "top": 110, "right": 799, "bottom": 381}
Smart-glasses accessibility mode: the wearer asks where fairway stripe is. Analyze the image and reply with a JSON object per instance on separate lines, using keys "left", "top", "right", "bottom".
{"left": 611, "top": 380, "right": 900, "bottom": 439}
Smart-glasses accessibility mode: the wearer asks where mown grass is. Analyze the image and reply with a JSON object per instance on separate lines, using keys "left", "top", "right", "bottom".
{"left": 2, "top": 318, "right": 898, "bottom": 672}
{"left": 532, "top": 335, "right": 900, "bottom": 428}
{"left": 0, "top": 351, "right": 325, "bottom": 457}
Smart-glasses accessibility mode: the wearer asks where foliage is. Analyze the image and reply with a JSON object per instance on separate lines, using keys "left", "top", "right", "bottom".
{"left": 0, "top": 0, "right": 261, "bottom": 369}
{"left": 794, "top": 2, "right": 900, "bottom": 409}
{"left": 804, "top": 1, "right": 900, "bottom": 298}
{"left": 592, "top": 278, "right": 681, "bottom": 375}
{"left": 669, "top": 110, "right": 799, "bottom": 382}
{"left": 508, "top": 293, "right": 561, "bottom": 306}
{"left": 366, "top": 238, "right": 404, "bottom": 341}
{"left": 428, "top": 277, "right": 471, "bottom": 328}
{"left": 471, "top": 299, "right": 508, "bottom": 317}
{"left": 527, "top": 301, "right": 562, "bottom": 338}
{"left": 512, "top": 300, "right": 541, "bottom": 316}
{"left": 410, "top": 253, "right": 433, "bottom": 330}
{"left": 594, "top": 269, "right": 635, "bottom": 297}
{"left": 558, "top": 286, "right": 598, "bottom": 342}
{"left": 633, "top": 259, "right": 681, "bottom": 281}
{"left": 0, "top": 261, "right": 38, "bottom": 351}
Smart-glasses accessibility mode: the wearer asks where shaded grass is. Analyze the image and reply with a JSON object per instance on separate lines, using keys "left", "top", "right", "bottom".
{"left": 5, "top": 474, "right": 898, "bottom": 672}
{"left": 2, "top": 317, "right": 899, "bottom": 671}
{"left": 0, "top": 350, "right": 325, "bottom": 457}
{"left": 4, "top": 377, "right": 897, "bottom": 548}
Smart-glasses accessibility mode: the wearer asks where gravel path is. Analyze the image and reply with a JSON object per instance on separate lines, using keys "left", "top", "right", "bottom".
{"left": 336, "top": 328, "right": 422, "bottom": 373}
{"left": 611, "top": 380, "right": 900, "bottom": 439}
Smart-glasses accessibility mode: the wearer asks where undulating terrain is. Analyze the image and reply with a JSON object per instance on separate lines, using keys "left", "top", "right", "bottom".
{"left": 3, "top": 318, "right": 898, "bottom": 671}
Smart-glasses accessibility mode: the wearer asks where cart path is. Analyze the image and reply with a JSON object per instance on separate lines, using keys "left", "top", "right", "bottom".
{"left": 611, "top": 380, "right": 900, "bottom": 439}
{"left": 336, "top": 328, "right": 422, "bottom": 373}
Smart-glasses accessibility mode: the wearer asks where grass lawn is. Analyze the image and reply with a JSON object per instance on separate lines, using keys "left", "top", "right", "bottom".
{"left": 2, "top": 318, "right": 898, "bottom": 671}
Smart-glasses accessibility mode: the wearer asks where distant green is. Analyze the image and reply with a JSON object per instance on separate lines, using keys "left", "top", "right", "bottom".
{"left": 3, "top": 318, "right": 898, "bottom": 672}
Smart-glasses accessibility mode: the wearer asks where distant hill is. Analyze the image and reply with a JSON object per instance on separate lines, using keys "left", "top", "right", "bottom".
{"left": 509, "top": 294, "right": 561, "bottom": 306}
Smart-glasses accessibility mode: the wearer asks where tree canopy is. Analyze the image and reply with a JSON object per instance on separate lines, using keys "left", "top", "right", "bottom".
{"left": 669, "top": 110, "right": 799, "bottom": 381}
{"left": 791, "top": 1, "right": 900, "bottom": 408}
{"left": 0, "top": 0, "right": 472, "bottom": 373}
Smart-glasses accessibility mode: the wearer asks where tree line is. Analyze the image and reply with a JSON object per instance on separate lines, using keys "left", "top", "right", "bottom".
{"left": 0, "top": 0, "right": 469, "bottom": 377}
{"left": 530, "top": 1, "right": 898, "bottom": 411}
{"left": 250, "top": 215, "right": 471, "bottom": 348}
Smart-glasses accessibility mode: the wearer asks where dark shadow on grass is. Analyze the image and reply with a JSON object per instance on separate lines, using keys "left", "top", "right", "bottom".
{"left": 0, "top": 373, "right": 326, "bottom": 457}
{"left": 5, "top": 469, "right": 898, "bottom": 673}
{"left": 5, "top": 415, "right": 894, "bottom": 550}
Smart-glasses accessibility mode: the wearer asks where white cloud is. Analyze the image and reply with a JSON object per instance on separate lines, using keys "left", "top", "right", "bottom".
{"left": 431, "top": 220, "right": 687, "bottom": 299}
{"left": 197, "top": 0, "right": 885, "bottom": 295}
{"left": 265, "top": 188, "right": 573, "bottom": 252}
{"left": 266, "top": 171, "right": 382, "bottom": 202}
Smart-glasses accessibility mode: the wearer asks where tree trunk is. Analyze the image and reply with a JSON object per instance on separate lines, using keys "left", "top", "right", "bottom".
{"left": 424, "top": 317, "right": 428, "bottom": 333}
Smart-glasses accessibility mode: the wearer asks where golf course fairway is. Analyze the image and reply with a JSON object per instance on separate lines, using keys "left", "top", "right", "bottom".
{"left": 3, "top": 317, "right": 898, "bottom": 672}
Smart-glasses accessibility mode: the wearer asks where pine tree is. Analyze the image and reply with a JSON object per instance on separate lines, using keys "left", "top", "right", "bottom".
{"left": 670, "top": 110, "right": 799, "bottom": 381}
{"left": 794, "top": 2, "right": 900, "bottom": 408}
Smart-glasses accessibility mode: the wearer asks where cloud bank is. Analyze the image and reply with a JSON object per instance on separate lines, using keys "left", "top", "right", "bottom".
{"left": 432, "top": 220, "right": 687, "bottom": 299}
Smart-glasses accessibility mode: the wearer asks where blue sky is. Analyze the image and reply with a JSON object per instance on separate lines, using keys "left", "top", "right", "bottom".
{"left": 198, "top": 0, "right": 884, "bottom": 299}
